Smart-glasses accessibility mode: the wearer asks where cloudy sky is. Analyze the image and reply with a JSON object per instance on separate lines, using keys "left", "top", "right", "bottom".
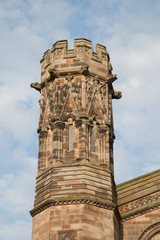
{"left": 0, "top": 0, "right": 160, "bottom": 239}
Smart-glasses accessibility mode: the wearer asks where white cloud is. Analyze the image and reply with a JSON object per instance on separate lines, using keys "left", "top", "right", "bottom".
{"left": 0, "top": 0, "right": 160, "bottom": 238}
{"left": 0, "top": 220, "right": 32, "bottom": 240}
{"left": 112, "top": 33, "right": 160, "bottom": 182}
{"left": 0, "top": 156, "right": 36, "bottom": 215}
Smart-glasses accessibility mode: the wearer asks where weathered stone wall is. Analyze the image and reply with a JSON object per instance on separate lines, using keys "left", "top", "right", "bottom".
{"left": 37, "top": 75, "right": 112, "bottom": 171}
{"left": 32, "top": 204, "right": 119, "bottom": 240}
{"left": 121, "top": 208, "right": 160, "bottom": 240}
{"left": 33, "top": 164, "right": 115, "bottom": 207}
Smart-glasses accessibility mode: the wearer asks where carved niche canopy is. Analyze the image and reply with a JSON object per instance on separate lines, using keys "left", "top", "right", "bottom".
{"left": 58, "top": 231, "right": 75, "bottom": 240}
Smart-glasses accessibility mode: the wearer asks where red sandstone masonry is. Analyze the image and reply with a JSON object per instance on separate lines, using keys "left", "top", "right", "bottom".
{"left": 122, "top": 208, "right": 160, "bottom": 240}
{"left": 32, "top": 204, "right": 118, "bottom": 240}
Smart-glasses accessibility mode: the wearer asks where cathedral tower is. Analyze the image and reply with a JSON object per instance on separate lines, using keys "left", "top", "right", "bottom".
{"left": 30, "top": 38, "right": 121, "bottom": 240}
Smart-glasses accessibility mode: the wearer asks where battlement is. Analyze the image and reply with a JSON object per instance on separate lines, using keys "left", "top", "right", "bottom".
{"left": 40, "top": 38, "right": 114, "bottom": 82}
{"left": 41, "top": 38, "right": 109, "bottom": 61}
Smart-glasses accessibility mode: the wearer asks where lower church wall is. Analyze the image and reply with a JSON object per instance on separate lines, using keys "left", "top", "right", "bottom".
{"left": 121, "top": 208, "right": 160, "bottom": 240}
{"left": 32, "top": 204, "right": 119, "bottom": 240}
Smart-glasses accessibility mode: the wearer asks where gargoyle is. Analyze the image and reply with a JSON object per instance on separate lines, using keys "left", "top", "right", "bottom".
{"left": 30, "top": 82, "right": 41, "bottom": 91}
{"left": 79, "top": 63, "right": 89, "bottom": 75}
{"left": 112, "top": 91, "right": 122, "bottom": 99}
{"left": 48, "top": 68, "right": 60, "bottom": 79}
{"left": 105, "top": 74, "right": 117, "bottom": 83}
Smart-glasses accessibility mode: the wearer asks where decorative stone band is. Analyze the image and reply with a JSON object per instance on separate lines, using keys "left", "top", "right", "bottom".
{"left": 31, "top": 65, "right": 118, "bottom": 92}
{"left": 119, "top": 191, "right": 160, "bottom": 222}
{"left": 30, "top": 196, "right": 116, "bottom": 217}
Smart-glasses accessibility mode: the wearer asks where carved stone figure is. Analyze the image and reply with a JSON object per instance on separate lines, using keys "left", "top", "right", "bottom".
{"left": 30, "top": 82, "right": 41, "bottom": 91}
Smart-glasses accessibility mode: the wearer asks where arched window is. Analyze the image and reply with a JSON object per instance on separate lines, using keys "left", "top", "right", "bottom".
{"left": 69, "top": 124, "right": 73, "bottom": 151}
{"left": 89, "top": 126, "right": 93, "bottom": 152}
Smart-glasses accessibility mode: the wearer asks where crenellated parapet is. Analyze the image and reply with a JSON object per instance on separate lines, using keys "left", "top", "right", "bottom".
{"left": 40, "top": 38, "right": 114, "bottom": 83}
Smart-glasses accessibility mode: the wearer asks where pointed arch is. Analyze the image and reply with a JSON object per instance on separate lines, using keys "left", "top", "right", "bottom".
{"left": 138, "top": 222, "right": 160, "bottom": 240}
{"left": 60, "top": 88, "right": 79, "bottom": 121}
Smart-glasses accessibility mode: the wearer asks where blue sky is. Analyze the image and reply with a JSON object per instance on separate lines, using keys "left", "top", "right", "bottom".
{"left": 0, "top": 0, "right": 160, "bottom": 239}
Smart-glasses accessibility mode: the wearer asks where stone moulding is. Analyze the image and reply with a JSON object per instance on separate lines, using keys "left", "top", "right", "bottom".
{"left": 36, "top": 162, "right": 112, "bottom": 179}
{"left": 138, "top": 222, "right": 160, "bottom": 240}
{"left": 30, "top": 197, "right": 116, "bottom": 217}
{"left": 31, "top": 67, "right": 118, "bottom": 92}
{"left": 120, "top": 200, "right": 160, "bottom": 222}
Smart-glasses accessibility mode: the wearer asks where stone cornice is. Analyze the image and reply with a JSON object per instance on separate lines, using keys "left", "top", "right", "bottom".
{"left": 31, "top": 70, "right": 117, "bottom": 92}
{"left": 36, "top": 162, "right": 113, "bottom": 179}
{"left": 30, "top": 72, "right": 117, "bottom": 93}
{"left": 30, "top": 196, "right": 116, "bottom": 217}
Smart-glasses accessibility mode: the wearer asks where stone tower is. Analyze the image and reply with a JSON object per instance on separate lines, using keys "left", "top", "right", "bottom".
{"left": 30, "top": 38, "right": 122, "bottom": 240}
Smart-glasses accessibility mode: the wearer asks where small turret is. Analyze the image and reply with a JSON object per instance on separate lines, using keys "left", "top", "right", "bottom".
{"left": 30, "top": 38, "right": 121, "bottom": 240}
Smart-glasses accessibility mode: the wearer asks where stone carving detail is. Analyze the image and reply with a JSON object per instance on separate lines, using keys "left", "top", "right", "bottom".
{"left": 79, "top": 63, "right": 89, "bottom": 75}
{"left": 45, "top": 54, "right": 51, "bottom": 65}
{"left": 84, "top": 46, "right": 90, "bottom": 54}
{"left": 48, "top": 68, "right": 60, "bottom": 80}
{"left": 77, "top": 46, "right": 91, "bottom": 54}
{"left": 108, "top": 91, "right": 112, "bottom": 125}
{"left": 53, "top": 48, "right": 63, "bottom": 56}
{"left": 30, "top": 197, "right": 115, "bottom": 216}
{"left": 101, "top": 53, "right": 108, "bottom": 61}
{"left": 66, "top": 73, "right": 74, "bottom": 84}
{"left": 99, "top": 83, "right": 108, "bottom": 117}
{"left": 71, "top": 77, "right": 82, "bottom": 109}
{"left": 37, "top": 76, "right": 83, "bottom": 125}
{"left": 77, "top": 46, "right": 83, "bottom": 53}
{"left": 86, "top": 78, "right": 95, "bottom": 105}
{"left": 38, "top": 88, "right": 47, "bottom": 132}
{"left": 112, "top": 91, "right": 122, "bottom": 99}
{"left": 59, "top": 231, "right": 75, "bottom": 240}
{"left": 35, "top": 73, "right": 116, "bottom": 170}
{"left": 47, "top": 78, "right": 69, "bottom": 122}
{"left": 119, "top": 192, "right": 160, "bottom": 216}
{"left": 106, "top": 74, "right": 117, "bottom": 83}
{"left": 30, "top": 82, "right": 41, "bottom": 91}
